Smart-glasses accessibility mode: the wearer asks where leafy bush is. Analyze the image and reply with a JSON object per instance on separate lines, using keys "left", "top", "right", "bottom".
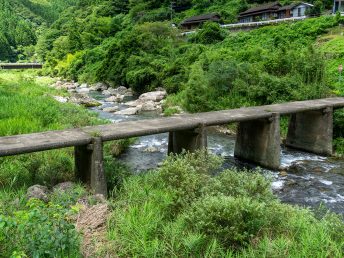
{"left": 203, "top": 169, "right": 274, "bottom": 202}
{"left": 190, "top": 22, "right": 226, "bottom": 44}
{"left": 156, "top": 151, "right": 222, "bottom": 214}
{"left": 183, "top": 196, "right": 270, "bottom": 248}
{"left": 0, "top": 199, "right": 80, "bottom": 257}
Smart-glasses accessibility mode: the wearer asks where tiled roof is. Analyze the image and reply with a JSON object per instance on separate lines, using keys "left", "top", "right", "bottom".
{"left": 239, "top": 1, "right": 281, "bottom": 15}
{"left": 181, "top": 13, "right": 221, "bottom": 25}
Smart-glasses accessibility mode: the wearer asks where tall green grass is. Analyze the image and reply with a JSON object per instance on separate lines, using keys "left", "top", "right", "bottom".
{"left": 0, "top": 71, "right": 102, "bottom": 187}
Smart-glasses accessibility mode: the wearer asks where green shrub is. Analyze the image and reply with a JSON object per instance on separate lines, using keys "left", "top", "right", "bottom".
{"left": 156, "top": 151, "right": 222, "bottom": 214}
{"left": 183, "top": 195, "right": 270, "bottom": 248}
{"left": 203, "top": 169, "right": 275, "bottom": 202}
{"left": 0, "top": 199, "right": 80, "bottom": 257}
{"left": 190, "top": 22, "right": 226, "bottom": 45}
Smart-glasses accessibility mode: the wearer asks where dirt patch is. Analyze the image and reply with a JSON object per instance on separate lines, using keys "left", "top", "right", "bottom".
{"left": 76, "top": 203, "right": 109, "bottom": 257}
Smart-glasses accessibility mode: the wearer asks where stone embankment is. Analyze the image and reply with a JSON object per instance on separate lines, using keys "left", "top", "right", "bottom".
{"left": 50, "top": 80, "right": 167, "bottom": 114}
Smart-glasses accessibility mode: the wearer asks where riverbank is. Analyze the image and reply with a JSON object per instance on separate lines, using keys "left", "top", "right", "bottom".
{"left": 0, "top": 71, "right": 344, "bottom": 257}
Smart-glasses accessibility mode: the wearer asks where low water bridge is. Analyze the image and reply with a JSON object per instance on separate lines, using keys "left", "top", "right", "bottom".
{"left": 1, "top": 97, "right": 344, "bottom": 196}
{"left": 0, "top": 63, "right": 43, "bottom": 70}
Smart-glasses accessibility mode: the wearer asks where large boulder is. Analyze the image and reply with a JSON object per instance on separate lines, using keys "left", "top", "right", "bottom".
{"left": 27, "top": 185, "right": 50, "bottom": 202}
{"left": 69, "top": 94, "right": 101, "bottom": 107}
{"left": 91, "top": 82, "right": 108, "bottom": 91}
{"left": 102, "top": 88, "right": 118, "bottom": 96}
{"left": 103, "top": 106, "right": 119, "bottom": 113}
{"left": 105, "top": 94, "right": 124, "bottom": 103}
{"left": 139, "top": 90, "right": 167, "bottom": 102}
{"left": 125, "top": 99, "right": 143, "bottom": 107}
{"left": 53, "top": 182, "right": 75, "bottom": 193}
{"left": 141, "top": 100, "right": 157, "bottom": 111}
{"left": 116, "top": 86, "right": 128, "bottom": 95}
{"left": 115, "top": 107, "right": 140, "bottom": 115}
{"left": 76, "top": 88, "right": 90, "bottom": 94}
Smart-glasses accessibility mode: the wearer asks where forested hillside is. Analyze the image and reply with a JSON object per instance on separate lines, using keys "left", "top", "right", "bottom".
{"left": 1, "top": 0, "right": 343, "bottom": 109}
{"left": 0, "top": 0, "right": 77, "bottom": 62}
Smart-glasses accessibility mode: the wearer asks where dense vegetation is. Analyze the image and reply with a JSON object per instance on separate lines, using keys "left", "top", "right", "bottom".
{"left": 0, "top": 71, "right": 130, "bottom": 257}
{"left": 1, "top": 0, "right": 344, "bottom": 256}
{"left": 30, "top": 1, "right": 343, "bottom": 112}
{"left": 105, "top": 151, "right": 344, "bottom": 257}
{"left": 0, "top": 76, "right": 343, "bottom": 256}
{"left": 0, "top": 0, "right": 80, "bottom": 62}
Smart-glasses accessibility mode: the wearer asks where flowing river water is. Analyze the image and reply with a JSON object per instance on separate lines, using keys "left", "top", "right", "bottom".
{"left": 88, "top": 91, "right": 344, "bottom": 215}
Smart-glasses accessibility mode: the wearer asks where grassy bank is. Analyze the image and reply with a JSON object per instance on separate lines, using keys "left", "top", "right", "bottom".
{"left": 0, "top": 71, "right": 101, "bottom": 187}
{"left": 0, "top": 71, "right": 131, "bottom": 257}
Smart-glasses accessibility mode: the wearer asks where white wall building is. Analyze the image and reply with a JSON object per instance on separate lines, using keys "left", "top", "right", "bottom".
{"left": 291, "top": 3, "right": 314, "bottom": 17}
{"left": 333, "top": 0, "right": 344, "bottom": 13}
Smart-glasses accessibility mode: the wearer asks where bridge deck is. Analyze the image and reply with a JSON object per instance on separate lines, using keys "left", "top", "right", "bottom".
{"left": 0, "top": 97, "right": 344, "bottom": 157}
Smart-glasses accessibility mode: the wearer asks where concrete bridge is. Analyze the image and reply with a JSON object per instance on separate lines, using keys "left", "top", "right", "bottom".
{"left": 0, "top": 63, "right": 43, "bottom": 70}
{"left": 1, "top": 97, "right": 344, "bottom": 196}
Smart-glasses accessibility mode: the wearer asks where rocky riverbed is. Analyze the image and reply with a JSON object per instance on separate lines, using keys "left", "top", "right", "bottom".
{"left": 50, "top": 80, "right": 168, "bottom": 115}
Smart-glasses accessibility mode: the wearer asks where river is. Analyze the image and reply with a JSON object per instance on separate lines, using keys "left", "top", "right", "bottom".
{"left": 88, "top": 91, "right": 344, "bottom": 215}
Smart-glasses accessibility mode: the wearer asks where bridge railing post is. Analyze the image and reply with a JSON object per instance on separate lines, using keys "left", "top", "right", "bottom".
{"left": 286, "top": 107, "right": 333, "bottom": 155}
{"left": 234, "top": 113, "right": 281, "bottom": 170}
{"left": 168, "top": 124, "right": 207, "bottom": 154}
{"left": 75, "top": 137, "right": 107, "bottom": 197}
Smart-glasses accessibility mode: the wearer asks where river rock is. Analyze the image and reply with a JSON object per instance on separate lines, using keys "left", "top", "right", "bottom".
{"left": 27, "top": 185, "right": 50, "bottom": 202}
{"left": 102, "top": 90, "right": 111, "bottom": 96}
{"left": 80, "top": 83, "right": 88, "bottom": 88}
{"left": 115, "top": 107, "right": 139, "bottom": 115}
{"left": 141, "top": 101, "right": 157, "bottom": 111}
{"left": 69, "top": 94, "right": 101, "bottom": 107}
{"left": 144, "top": 146, "right": 159, "bottom": 153}
{"left": 102, "top": 88, "right": 119, "bottom": 96}
{"left": 116, "top": 86, "right": 128, "bottom": 95}
{"left": 279, "top": 171, "right": 288, "bottom": 177}
{"left": 105, "top": 96, "right": 118, "bottom": 102}
{"left": 53, "top": 96, "right": 68, "bottom": 103}
{"left": 53, "top": 182, "right": 75, "bottom": 193}
{"left": 125, "top": 99, "right": 142, "bottom": 107}
{"left": 139, "top": 90, "right": 167, "bottom": 102}
{"left": 103, "top": 106, "right": 119, "bottom": 113}
{"left": 105, "top": 94, "right": 124, "bottom": 102}
{"left": 77, "top": 87, "right": 90, "bottom": 94}
{"left": 124, "top": 91, "right": 133, "bottom": 97}
{"left": 91, "top": 82, "right": 108, "bottom": 91}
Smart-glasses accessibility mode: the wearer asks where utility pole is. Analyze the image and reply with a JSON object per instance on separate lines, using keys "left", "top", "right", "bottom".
{"left": 171, "top": 1, "right": 176, "bottom": 22}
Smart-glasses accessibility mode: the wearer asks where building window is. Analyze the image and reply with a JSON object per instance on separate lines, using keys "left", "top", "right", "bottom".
{"left": 298, "top": 8, "right": 301, "bottom": 16}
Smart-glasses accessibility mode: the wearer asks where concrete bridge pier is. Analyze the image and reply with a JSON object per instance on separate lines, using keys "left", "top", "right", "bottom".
{"left": 74, "top": 137, "right": 107, "bottom": 197}
{"left": 286, "top": 107, "right": 333, "bottom": 156}
{"left": 234, "top": 113, "right": 281, "bottom": 170}
{"left": 168, "top": 125, "right": 207, "bottom": 154}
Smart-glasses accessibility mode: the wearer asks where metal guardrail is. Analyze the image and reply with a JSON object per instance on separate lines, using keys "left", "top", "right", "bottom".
{"left": 0, "top": 63, "right": 43, "bottom": 70}
{"left": 221, "top": 16, "right": 307, "bottom": 29}
{"left": 181, "top": 16, "right": 308, "bottom": 36}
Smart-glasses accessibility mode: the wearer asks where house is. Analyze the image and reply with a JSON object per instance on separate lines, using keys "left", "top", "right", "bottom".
{"left": 238, "top": 2, "right": 281, "bottom": 23}
{"left": 333, "top": 0, "right": 344, "bottom": 13}
{"left": 239, "top": 2, "right": 314, "bottom": 23}
{"left": 290, "top": 2, "right": 314, "bottom": 17}
{"left": 180, "top": 13, "right": 221, "bottom": 30}
{"left": 277, "top": 4, "right": 296, "bottom": 19}
{"left": 278, "top": 2, "right": 314, "bottom": 19}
